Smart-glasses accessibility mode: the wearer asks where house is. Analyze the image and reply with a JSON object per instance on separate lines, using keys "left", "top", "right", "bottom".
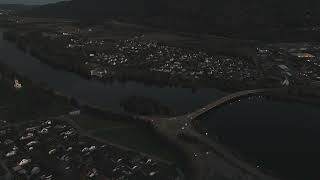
{"left": 281, "top": 76, "right": 290, "bottom": 86}
{"left": 291, "top": 52, "right": 315, "bottom": 58}
{"left": 90, "top": 69, "right": 107, "bottom": 78}
{"left": 14, "top": 79, "right": 22, "bottom": 89}
{"left": 278, "top": 65, "right": 289, "bottom": 71}
{"left": 69, "top": 110, "right": 81, "bottom": 116}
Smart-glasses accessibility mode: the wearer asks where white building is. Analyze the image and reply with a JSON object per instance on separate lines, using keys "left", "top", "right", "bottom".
{"left": 14, "top": 79, "right": 22, "bottom": 89}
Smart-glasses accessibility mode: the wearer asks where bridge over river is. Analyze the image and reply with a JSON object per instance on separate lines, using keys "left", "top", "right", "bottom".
{"left": 140, "top": 88, "right": 284, "bottom": 180}
{"left": 183, "top": 89, "right": 269, "bottom": 120}
{"left": 153, "top": 88, "right": 278, "bottom": 127}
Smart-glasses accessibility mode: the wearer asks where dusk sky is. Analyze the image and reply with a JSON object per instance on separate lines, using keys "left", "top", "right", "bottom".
{"left": 0, "top": 0, "right": 66, "bottom": 5}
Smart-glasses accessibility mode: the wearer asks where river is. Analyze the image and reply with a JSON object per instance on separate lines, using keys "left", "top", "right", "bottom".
{"left": 195, "top": 96, "right": 320, "bottom": 180}
{"left": 2, "top": 28, "right": 320, "bottom": 180}
{"left": 0, "top": 29, "right": 225, "bottom": 114}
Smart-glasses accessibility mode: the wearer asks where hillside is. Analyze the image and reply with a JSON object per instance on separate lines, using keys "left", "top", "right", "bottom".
{"left": 23, "top": 0, "right": 320, "bottom": 40}
{"left": 0, "top": 4, "right": 36, "bottom": 11}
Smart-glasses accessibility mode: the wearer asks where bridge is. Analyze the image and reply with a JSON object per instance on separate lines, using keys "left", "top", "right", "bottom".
{"left": 140, "top": 88, "right": 283, "bottom": 180}
{"left": 155, "top": 88, "right": 276, "bottom": 127}
{"left": 141, "top": 88, "right": 279, "bottom": 131}
{"left": 184, "top": 89, "right": 270, "bottom": 121}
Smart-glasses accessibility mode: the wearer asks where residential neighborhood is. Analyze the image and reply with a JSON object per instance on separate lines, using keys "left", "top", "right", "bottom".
{"left": 0, "top": 118, "right": 182, "bottom": 180}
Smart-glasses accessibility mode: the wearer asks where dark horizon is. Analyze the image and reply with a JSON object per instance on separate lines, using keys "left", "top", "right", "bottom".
{"left": 0, "top": 0, "right": 66, "bottom": 5}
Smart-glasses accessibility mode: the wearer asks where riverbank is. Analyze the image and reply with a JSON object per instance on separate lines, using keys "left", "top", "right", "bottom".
{"left": 2, "top": 17, "right": 320, "bottom": 180}
{"left": 0, "top": 27, "right": 281, "bottom": 179}
{"left": 0, "top": 66, "right": 291, "bottom": 180}
{"left": 1, "top": 61, "right": 192, "bottom": 175}
{"left": 0, "top": 55, "right": 188, "bottom": 168}
{"left": 0, "top": 62, "right": 74, "bottom": 123}
{"left": 0, "top": 27, "right": 229, "bottom": 115}
{"left": 1, "top": 20, "right": 265, "bottom": 92}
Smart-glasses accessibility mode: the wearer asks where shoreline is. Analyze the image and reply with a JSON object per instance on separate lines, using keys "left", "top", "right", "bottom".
{"left": 0, "top": 60, "right": 189, "bottom": 177}
{"left": 0, "top": 38, "right": 280, "bottom": 179}
{"left": 2, "top": 22, "right": 320, "bottom": 180}
{"left": 2, "top": 28, "right": 265, "bottom": 92}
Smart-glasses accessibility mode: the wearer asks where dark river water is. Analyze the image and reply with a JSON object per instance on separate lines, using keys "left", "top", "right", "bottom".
{"left": 195, "top": 96, "right": 320, "bottom": 180}
{"left": 0, "top": 29, "right": 225, "bottom": 114}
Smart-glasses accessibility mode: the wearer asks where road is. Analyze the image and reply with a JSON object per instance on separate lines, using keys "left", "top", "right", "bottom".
{"left": 185, "top": 89, "right": 269, "bottom": 120}
{"left": 153, "top": 88, "right": 275, "bottom": 128}
{"left": 141, "top": 88, "right": 283, "bottom": 180}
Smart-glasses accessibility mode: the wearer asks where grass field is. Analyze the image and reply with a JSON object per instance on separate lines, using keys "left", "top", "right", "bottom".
{"left": 0, "top": 69, "right": 73, "bottom": 122}
{"left": 73, "top": 113, "right": 180, "bottom": 161}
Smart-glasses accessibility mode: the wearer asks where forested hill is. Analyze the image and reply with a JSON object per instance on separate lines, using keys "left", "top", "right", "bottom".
{"left": 23, "top": 0, "right": 320, "bottom": 39}
{"left": 0, "top": 4, "right": 36, "bottom": 11}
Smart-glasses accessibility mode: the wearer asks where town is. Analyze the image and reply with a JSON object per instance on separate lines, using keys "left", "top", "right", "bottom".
{"left": 256, "top": 43, "right": 320, "bottom": 86}
{"left": 70, "top": 35, "right": 260, "bottom": 83}
{"left": 0, "top": 118, "right": 181, "bottom": 180}
{"left": 3, "top": 20, "right": 262, "bottom": 89}
{"left": 2, "top": 15, "right": 320, "bottom": 91}
{"left": 1, "top": 4, "right": 320, "bottom": 180}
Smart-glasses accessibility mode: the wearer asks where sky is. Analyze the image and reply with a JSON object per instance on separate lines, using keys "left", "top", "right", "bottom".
{"left": 0, "top": 0, "right": 66, "bottom": 5}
